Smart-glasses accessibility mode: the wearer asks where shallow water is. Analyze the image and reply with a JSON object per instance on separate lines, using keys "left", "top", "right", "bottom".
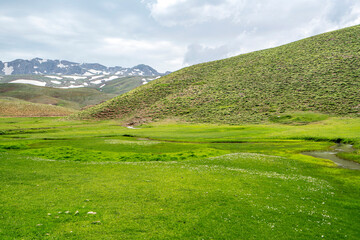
{"left": 303, "top": 144, "right": 360, "bottom": 170}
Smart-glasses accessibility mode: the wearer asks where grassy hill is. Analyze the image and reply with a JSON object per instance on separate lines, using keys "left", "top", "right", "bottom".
{"left": 77, "top": 25, "right": 360, "bottom": 125}
{"left": 0, "top": 83, "right": 115, "bottom": 110}
{"left": 0, "top": 97, "right": 77, "bottom": 117}
{"left": 100, "top": 76, "right": 151, "bottom": 95}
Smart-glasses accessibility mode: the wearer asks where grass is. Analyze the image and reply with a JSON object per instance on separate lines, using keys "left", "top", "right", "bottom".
{"left": 76, "top": 25, "right": 360, "bottom": 125}
{"left": 0, "top": 98, "right": 77, "bottom": 117}
{"left": 269, "top": 112, "right": 329, "bottom": 125}
{"left": 100, "top": 76, "right": 149, "bottom": 95}
{"left": 0, "top": 116, "right": 359, "bottom": 239}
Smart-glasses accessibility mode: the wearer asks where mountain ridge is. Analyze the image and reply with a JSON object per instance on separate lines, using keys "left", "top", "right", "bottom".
{"left": 76, "top": 25, "right": 360, "bottom": 125}
{"left": 0, "top": 58, "right": 165, "bottom": 77}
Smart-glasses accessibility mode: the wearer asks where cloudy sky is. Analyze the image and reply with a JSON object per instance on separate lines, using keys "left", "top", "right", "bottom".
{"left": 1, "top": 0, "right": 360, "bottom": 72}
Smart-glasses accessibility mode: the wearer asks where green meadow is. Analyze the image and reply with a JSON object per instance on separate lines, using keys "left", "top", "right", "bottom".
{"left": 0, "top": 117, "right": 359, "bottom": 239}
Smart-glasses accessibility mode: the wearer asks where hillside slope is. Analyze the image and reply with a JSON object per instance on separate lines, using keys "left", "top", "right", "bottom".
{"left": 0, "top": 98, "right": 77, "bottom": 117}
{"left": 100, "top": 76, "right": 160, "bottom": 95}
{"left": 0, "top": 83, "right": 114, "bottom": 110}
{"left": 77, "top": 25, "right": 360, "bottom": 125}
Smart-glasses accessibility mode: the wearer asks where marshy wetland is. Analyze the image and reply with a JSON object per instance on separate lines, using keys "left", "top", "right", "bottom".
{"left": 303, "top": 144, "right": 360, "bottom": 170}
{"left": 0, "top": 116, "right": 359, "bottom": 239}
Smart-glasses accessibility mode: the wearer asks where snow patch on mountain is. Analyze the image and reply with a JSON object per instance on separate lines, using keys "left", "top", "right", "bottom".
{"left": 115, "top": 70, "right": 126, "bottom": 75}
{"left": 91, "top": 79, "right": 103, "bottom": 84}
{"left": 59, "top": 85, "right": 85, "bottom": 89}
{"left": 10, "top": 79, "right": 46, "bottom": 86}
{"left": 90, "top": 75, "right": 105, "bottom": 80}
{"left": 57, "top": 63, "right": 67, "bottom": 68}
{"left": 46, "top": 75, "right": 63, "bottom": 80}
{"left": 102, "top": 76, "right": 119, "bottom": 82}
{"left": 63, "top": 76, "right": 87, "bottom": 80}
{"left": 88, "top": 69, "right": 103, "bottom": 75}
{"left": 142, "top": 78, "right": 148, "bottom": 84}
{"left": 38, "top": 59, "right": 48, "bottom": 64}
{"left": 3, "top": 63, "right": 14, "bottom": 75}
{"left": 83, "top": 72, "right": 94, "bottom": 76}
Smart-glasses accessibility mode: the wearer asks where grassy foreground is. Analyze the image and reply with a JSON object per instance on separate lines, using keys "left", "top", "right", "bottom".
{"left": 0, "top": 117, "right": 359, "bottom": 239}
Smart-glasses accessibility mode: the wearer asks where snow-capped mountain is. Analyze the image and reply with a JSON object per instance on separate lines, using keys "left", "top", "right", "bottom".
{"left": 0, "top": 58, "right": 164, "bottom": 76}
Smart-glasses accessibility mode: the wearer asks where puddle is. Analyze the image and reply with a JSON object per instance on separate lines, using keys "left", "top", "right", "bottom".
{"left": 303, "top": 144, "right": 360, "bottom": 170}
{"left": 127, "top": 126, "right": 140, "bottom": 129}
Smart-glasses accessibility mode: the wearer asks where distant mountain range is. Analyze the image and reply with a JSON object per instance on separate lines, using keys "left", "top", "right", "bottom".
{"left": 0, "top": 58, "right": 168, "bottom": 76}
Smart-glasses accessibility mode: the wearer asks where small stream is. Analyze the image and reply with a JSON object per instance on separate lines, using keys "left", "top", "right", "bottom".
{"left": 303, "top": 144, "right": 360, "bottom": 170}
{"left": 125, "top": 130, "right": 360, "bottom": 170}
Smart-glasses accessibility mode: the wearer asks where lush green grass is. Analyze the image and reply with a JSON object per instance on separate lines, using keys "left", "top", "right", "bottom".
{"left": 0, "top": 117, "right": 359, "bottom": 239}
{"left": 77, "top": 25, "right": 360, "bottom": 125}
{"left": 269, "top": 112, "right": 329, "bottom": 125}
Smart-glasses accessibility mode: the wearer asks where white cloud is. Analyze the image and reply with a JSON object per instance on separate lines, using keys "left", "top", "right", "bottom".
{"left": 149, "top": 0, "right": 360, "bottom": 68}
{"left": 27, "top": 15, "right": 80, "bottom": 36}
{"left": 99, "top": 38, "right": 178, "bottom": 54}
{"left": 0, "top": 16, "right": 14, "bottom": 23}
{"left": 338, "top": 3, "right": 360, "bottom": 28}
{"left": 149, "top": 0, "right": 187, "bottom": 14}
{"left": 94, "top": 37, "right": 186, "bottom": 72}
{"left": 184, "top": 44, "right": 232, "bottom": 65}
{"left": 1, "top": 0, "right": 360, "bottom": 72}
{"left": 148, "top": 0, "right": 355, "bottom": 28}
{"left": 146, "top": 0, "right": 360, "bottom": 36}
{"left": 147, "top": 0, "right": 240, "bottom": 26}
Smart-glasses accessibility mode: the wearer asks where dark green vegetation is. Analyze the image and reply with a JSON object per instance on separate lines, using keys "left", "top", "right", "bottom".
{"left": 268, "top": 112, "right": 329, "bottom": 125}
{"left": 77, "top": 25, "right": 360, "bottom": 125}
{"left": 0, "top": 83, "right": 114, "bottom": 111}
{"left": 0, "top": 117, "right": 359, "bottom": 239}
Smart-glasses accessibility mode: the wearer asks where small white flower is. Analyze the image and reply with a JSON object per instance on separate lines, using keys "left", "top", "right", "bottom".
{"left": 87, "top": 211, "right": 97, "bottom": 215}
